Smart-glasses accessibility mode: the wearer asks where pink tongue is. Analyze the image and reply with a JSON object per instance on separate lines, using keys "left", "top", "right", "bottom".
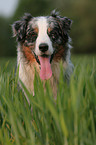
{"left": 38, "top": 56, "right": 52, "bottom": 80}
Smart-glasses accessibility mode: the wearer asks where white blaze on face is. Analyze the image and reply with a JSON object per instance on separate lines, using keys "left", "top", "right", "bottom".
{"left": 35, "top": 17, "right": 53, "bottom": 56}
{"left": 35, "top": 17, "right": 53, "bottom": 80}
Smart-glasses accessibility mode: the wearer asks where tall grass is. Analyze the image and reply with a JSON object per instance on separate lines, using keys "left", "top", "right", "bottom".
{"left": 0, "top": 56, "right": 96, "bottom": 145}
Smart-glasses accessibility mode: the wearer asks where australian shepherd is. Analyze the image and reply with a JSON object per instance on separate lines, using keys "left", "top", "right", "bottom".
{"left": 12, "top": 10, "right": 74, "bottom": 98}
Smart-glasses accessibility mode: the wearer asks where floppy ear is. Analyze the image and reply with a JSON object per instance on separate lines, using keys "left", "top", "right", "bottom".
{"left": 56, "top": 16, "right": 72, "bottom": 36}
{"left": 63, "top": 17, "right": 72, "bottom": 31}
{"left": 51, "top": 10, "right": 72, "bottom": 33}
{"left": 12, "top": 13, "right": 32, "bottom": 42}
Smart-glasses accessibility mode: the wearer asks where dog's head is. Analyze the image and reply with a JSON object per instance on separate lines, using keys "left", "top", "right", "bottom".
{"left": 12, "top": 10, "right": 72, "bottom": 80}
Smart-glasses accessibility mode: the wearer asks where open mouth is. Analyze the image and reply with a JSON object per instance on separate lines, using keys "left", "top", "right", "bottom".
{"left": 32, "top": 51, "right": 54, "bottom": 80}
{"left": 41, "top": 54, "right": 49, "bottom": 58}
{"left": 32, "top": 51, "right": 54, "bottom": 65}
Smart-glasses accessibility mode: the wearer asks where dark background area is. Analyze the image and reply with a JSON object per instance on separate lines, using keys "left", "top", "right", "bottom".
{"left": 0, "top": 0, "right": 96, "bottom": 57}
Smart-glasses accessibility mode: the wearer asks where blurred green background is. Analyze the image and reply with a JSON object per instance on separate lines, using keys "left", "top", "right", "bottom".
{"left": 0, "top": 0, "right": 96, "bottom": 57}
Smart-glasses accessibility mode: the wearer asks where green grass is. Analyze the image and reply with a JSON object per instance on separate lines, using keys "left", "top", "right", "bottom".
{"left": 0, "top": 55, "right": 96, "bottom": 145}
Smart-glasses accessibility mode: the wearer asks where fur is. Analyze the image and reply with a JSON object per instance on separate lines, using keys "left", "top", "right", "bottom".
{"left": 12, "top": 10, "right": 74, "bottom": 98}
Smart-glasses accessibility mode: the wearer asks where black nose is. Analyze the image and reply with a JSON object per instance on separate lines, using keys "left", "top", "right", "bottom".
{"left": 39, "top": 43, "right": 48, "bottom": 52}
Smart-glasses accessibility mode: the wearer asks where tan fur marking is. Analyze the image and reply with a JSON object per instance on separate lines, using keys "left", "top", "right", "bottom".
{"left": 22, "top": 45, "right": 36, "bottom": 63}
{"left": 34, "top": 27, "right": 38, "bottom": 33}
{"left": 47, "top": 27, "right": 52, "bottom": 34}
{"left": 53, "top": 46, "right": 65, "bottom": 61}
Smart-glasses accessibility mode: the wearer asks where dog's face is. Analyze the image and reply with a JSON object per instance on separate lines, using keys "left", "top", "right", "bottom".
{"left": 12, "top": 11, "right": 72, "bottom": 80}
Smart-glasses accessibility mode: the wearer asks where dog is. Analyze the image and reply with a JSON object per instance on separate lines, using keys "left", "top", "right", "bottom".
{"left": 12, "top": 10, "right": 74, "bottom": 98}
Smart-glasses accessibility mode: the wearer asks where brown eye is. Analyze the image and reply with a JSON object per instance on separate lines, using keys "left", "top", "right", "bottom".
{"left": 50, "top": 31, "right": 59, "bottom": 42}
{"left": 51, "top": 33, "right": 56, "bottom": 40}
{"left": 26, "top": 30, "right": 37, "bottom": 43}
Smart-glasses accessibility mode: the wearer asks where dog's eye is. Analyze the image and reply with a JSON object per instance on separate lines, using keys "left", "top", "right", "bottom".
{"left": 50, "top": 31, "right": 59, "bottom": 42}
{"left": 26, "top": 30, "right": 37, "bottom": 42}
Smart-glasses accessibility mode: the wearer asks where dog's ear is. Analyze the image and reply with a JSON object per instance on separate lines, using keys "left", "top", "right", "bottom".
{"left": 60, "top": 17, "right": 73, "bottom": 35}
{"left": 62, "top": 17, "right": 72, "bottom": 30}
{"left": 51, "top": 10, "right": 72, "bottom": 34}
{"left": 12, "top": 13, "right": 32, "bottom": 42}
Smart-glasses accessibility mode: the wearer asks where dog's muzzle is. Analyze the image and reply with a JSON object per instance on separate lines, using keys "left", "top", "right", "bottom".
{"left": 32, "top": 48, "right": 56, "bottom": 80}
{"left": 32, "top": 50, "right": 55, "bottom": 65}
